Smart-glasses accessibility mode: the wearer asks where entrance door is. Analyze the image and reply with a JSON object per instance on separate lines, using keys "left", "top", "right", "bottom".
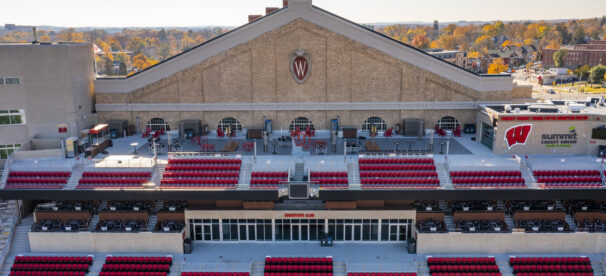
{"left": 239, "top": 223, "right": 257, "bottom": 240}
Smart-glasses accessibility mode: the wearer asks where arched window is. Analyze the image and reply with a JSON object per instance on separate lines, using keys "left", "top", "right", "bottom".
{"left": 289, "top": 117, "right": 314, "bottom": 131}
{"left": 362, "top": 116, "right": 387, "bottom": 131}
{"left": 146, "top": 118, "right": 170, "bottom": 131}
{"left": 218, "top": 117, "right": 242, "bottom": 132}
{"left": 435, "top": 116, "right": 460, "bottom": 131}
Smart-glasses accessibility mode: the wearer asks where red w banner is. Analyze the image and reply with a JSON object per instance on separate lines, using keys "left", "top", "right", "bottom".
{"left": 504, "top": 124, "right": 532, "bottom": 149}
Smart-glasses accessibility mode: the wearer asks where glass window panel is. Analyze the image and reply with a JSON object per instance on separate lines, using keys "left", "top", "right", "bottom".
{"left": 275, "top": 224, "right": 283, "bottom": 241}
{"left": 336, "top": 224, "right": 344, "bottom": 240}
{"left": 248, "top": 225, "right": 256, "bottom": 241}
{"left": 381, "top": 223, "right": 389, "bottom": 241}
{"left": 362, "top": 224, "right": 371, "bottom": 241}
{"left": 310, "top": 224, "right": 318, "bottom": 241}
{"left": 265, "top": 224, "right": 273, "bottom": 241}
{"left": 222, "top": 222, "right": 230, "bottom": 240}
{"left": 257, "top": 223, "right": 264, "bottom": 241}
{"left": 354, "top": 225, "right": 361, "bottom": 241}
{"left": 0, "top": 78, "right": 4, "bottom": 85}
{"left": 230, "top": 224, "right": 238, "bottom": 241}
{"left": 239, "top": 225, "right": 247, "bottom": 240}
{"left": 212, "top": 224, "right": 220, "bottom": 240}
{"left": 371, "top": 224, "right": 379, "bottom": 241}
{"left": 345, "top": 225, "right": 352, "bottom": 240}
{"left": 5, "top": 78, "right": 20, "bottom": 85}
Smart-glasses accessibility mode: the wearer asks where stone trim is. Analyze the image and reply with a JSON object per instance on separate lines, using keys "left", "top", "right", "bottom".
{"left": 96, "top": 101, "right": 509, "bottom": 112}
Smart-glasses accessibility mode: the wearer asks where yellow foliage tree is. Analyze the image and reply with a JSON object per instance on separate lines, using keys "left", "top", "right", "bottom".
{"left": 487, "top": 58, "right": 508, "bottom": 74}
{"left": 501, "top": 40, "right": 512, "bottom": 48}
{"left": 430, "top": 40, "right": 440, "bottom": 49}
{"left": 132, "top": 53, "right": 159, "bottom": 72}
{"left": 467, "top": 51, "right": 480, "bottom": 59}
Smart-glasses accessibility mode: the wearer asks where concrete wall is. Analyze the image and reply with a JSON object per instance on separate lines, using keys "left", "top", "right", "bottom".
{"left": 13, "top": 149, "right": 63, "bottom": 160}
{"left": 417, "top": 232, "right": 606, "bottom": 254}
{"left": 0, "top": 43, "right": 95, "bottom": 147}
{"left": 29, "top": 231, "right": 184, "bottom": 253}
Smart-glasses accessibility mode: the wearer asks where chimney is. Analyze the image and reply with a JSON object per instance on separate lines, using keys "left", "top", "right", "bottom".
{"left": 265, "top": 7, "right": 279, "bottom": 15}
{"left": 283, "top": 0, "right": 288, "bottom": 7}
{"left": 32, "top": 27, "right": 39, "bottom": 44}
{"left": 248, "top": 15, "right": 262, "bottom": 22}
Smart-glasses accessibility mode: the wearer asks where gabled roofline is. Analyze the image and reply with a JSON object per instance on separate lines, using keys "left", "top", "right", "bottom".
{"left": 95, "top": 0, "right": 513, "bottom": 94}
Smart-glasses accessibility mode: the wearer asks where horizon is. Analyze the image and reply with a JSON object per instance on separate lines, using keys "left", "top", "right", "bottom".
{"left": 2, "top": 0, "right": 606, "bottom": 28}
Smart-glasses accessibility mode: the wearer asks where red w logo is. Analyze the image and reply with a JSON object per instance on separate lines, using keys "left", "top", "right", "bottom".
{"left": 292, "top": 56, "right": 308, "bottom": 81}
{"left": 504, "top": 124, "right": 532, "bottom": 149}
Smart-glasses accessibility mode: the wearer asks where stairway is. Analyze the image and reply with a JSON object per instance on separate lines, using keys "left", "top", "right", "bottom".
{"left": 564, "top": 213, "right": 578, "bottom": 231}
{"left": 438, "top": 200, "right": 450, "bottom": 213}
{"left": 443, "top": 214, "right": 455, "bottom": 231}
{"left": 347, "top": 162, "right": 361, "bottom": 190}
{"left": 251, "top": 261, "right": 265, "bottom": 276}
{"left": 238, "top": 162, "right": 252, "bottom": 190}
{"left": 294, "top": 162, "right": 305, "bottom": 182}
{"left": 147, "top": 215, "right": 158, "bottom": 231}
{"left": 332, "top": 262, "right": 346, "bottom": 276}
{"left": 496, "top": 256, "right": 514, "bottom": 276}
{"left": 435, "top": 163, "right": 452, "bottom": 189}
{"left": 64, "top": 166, "right": 85, "bottom": 190}
{"left": 416, "top": 257, "right": 430, "bottom": 276}
{"left": 591, "top": 257, "right": 606, "bottom": 276}
{"left": 87, "top": 259, "right": 104, "bottom": 276}
{"left": 150, "top": 163, "right": 166, "bottom": 188}
{"left": 520, "top": 163, "right": 537, "bottom": 188}
{"left": 504, "top": 213, "right": 516, "bottom": 230}
{"left": 1, "top": 216, "right": 33, "bottom": 274}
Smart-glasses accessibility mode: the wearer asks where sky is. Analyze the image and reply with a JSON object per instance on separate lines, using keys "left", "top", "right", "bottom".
{"left": 2, "top": 0, "right": 606, "bottom": 28}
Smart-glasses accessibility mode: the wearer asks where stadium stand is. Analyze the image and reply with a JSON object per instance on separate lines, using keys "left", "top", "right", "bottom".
{"left": 76, "top": 171, "right": 151, "bottom": 189}
{"left": 427, "top": 257, "right": 501, "bottom": 276}
{"left": 510, "top": 257, "right": 593, "bottom": 275}
{"left": 183, "top": 273, "right": 249, "bottom": 276}
{"left": 251, "top": 171, "right": 288, "bottom": 189}
{"left": 161, "top": 158, "right": 241, "bottom": 189}
{"left": 533, "top": 170, "right": 604, "bottom": 188}
{"left": 310, "top": 171, "right": 348, "bottom": 189}
{"left": 100, "top": 256, "right": 173, "bottom": 276}
{"left": 5, "top": 171, "right": 71, "bottom": 189}
{"left": 359, "top": 158, "right": 439, "bottom": 189}
{"left": 10, "top": 256, "right": 93, "bottom": 276}
{"left": 416, "top": 218, "right": 447, "bottom": 233}
{"left": 264, "top": 257, "right": 333, "bottom": 276}
{"left": 450, "top": 201, "right": 500, "bottom": 212}
{"left": 348, "top": 273, "right": 416, "bottom": 276}
{"left": 450, "top": 170, "right": 525, "bottom": 188}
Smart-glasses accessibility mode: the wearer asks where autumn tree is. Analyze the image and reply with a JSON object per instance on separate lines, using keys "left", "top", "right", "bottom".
{"left": 487, "top": 58, "right": 508, "bottom": 74}
{"left": 411, "top": 34, "right": 430, "bottom": 49}
{"left": 553, "top": 50, "right": 567, "bottom": 68}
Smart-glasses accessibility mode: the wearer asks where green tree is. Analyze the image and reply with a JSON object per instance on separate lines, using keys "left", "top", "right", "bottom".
{"left": 553, "top": 50, "right": 567, "bottom": 68}
{"left": 118, "top": 61, "right": 127, "bottom": 75}
{"left": 494, "top": 21, "right": 505, "bottom": 36}
{"left": 127, "top": 36, "right": 146, "bottom": 54}
{"left": 573, "top": 26, "right": 586, "bottom": 44}
{"left": 103, "top": 58, "right": 113, "bottom": 76}
{"left": 574, "top": 65, "right": 591, "bottom": 81}
{"left": 590, "top": 65, "right": 606, "bottom": 84}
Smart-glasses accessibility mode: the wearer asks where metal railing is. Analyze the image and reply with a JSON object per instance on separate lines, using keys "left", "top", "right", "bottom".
{"left": 0, "top": 209, "right": 19, "bottom": 272}
{"left": 0, "top": 155, "right": 15, "bottom": 188}
{"left": 168, "top": 152, "right": 243, "bottom": 158}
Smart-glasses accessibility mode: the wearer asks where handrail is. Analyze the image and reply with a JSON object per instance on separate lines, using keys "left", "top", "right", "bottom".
{"left": 0, "top": 155, "right": 15, "bottom": 189}
{"left": 0, "top": 208, "right": 19, "bottom": 272}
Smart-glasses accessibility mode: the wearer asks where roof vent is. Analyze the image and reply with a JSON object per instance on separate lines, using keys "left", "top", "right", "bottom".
{"left": 504, "top": 105, "right": 512, "bottom": 113}
{"left": 514, "top": 108, "right": 520, "bottom": 114}
{"left": 568, "top": 104, "right": 585, "bottom": 113}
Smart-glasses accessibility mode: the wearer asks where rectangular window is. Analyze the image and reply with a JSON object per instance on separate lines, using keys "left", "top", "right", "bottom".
{"left": 0, "top": 144, "right": 21, "bottom": 159}
{"left": 0, "top": 78, "right": 4, "bottom": 85}
{"left": 4, "top": 78, "right": 20, "bottom": 85}
{"left": 0, "top": 110, "right": 25, "bottom": 125}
